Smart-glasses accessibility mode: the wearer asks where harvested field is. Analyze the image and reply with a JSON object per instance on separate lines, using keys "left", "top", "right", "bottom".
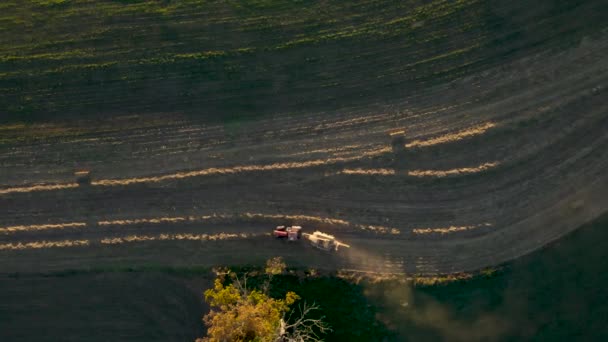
{"left": 1, "top": 0, "right": 608, "bottom": 277}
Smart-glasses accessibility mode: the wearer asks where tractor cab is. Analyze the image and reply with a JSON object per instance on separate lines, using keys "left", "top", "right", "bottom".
{"left": 273, "top": 225, "right": 302, "bottom": 241}
{"left": 287, "top": 226, "right": 302, "bottom": 241}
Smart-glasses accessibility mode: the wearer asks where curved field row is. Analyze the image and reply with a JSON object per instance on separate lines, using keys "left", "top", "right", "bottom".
{"left": 1, "top": 4, "right": 608, "bottom": 275}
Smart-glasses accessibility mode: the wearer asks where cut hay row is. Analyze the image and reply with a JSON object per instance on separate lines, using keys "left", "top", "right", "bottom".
{"left": 0, "top": 240, "right": 89, "bottom": 250}
{"left": 358, "top": 225, "right": 401, "bottom": 235}
{"left": 0, "top": 183, "right": 79, "bottom": 195}
{"left": 0, "top": 120, "right": 499, "bottom": 195}
{"left": 98, "top": 217, "right": 193, "bottom": 226}
{"left": 0, "top": 212, "right": 402, "bottom": 236}
{"left": 289, "top": 144, "right": 364, "bottom": 157}
{"left": 100, "top": 232, "right": 264, "bottom": 244}
{"left": 99, "top": 212, "right": 395, "bottom": 234}
{"left": 311, "top": 113, "right": 392, "bottom": 131}
{"left": 0, "top": 222, "right": 87, "bottom": 234}
{"left": 0, "top": 153, "right": 383, "bottom": 193}
{"left": 412, "top": 223, "right": 493, "bottom": 235}
{"left": 341, "top": 168, "right": 396, "bottom": 175}
{"left": 0, "top": 232, "right": 265, "bottom": 251}
{"left": 89, "top": 150, "right": 393, "bottom": 186}
{"left": 405, "top": 122, "right": 497, "bottom": 148}
{"left": 339, "top": 161, "right": 499, "bottom": 177}
{"left": 407, "top": 162, "right": 499, "bottom": 177}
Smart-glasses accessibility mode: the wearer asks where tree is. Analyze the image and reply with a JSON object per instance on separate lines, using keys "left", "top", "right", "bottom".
{"left": 197, "top": 258, "right": 330, "bottom": 342}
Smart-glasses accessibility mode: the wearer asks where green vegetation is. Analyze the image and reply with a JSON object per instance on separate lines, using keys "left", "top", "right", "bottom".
{"left": 199, "top": 257, "right": 331, "bottom": 342}
{"left": 200, "top": 277, "right": 301, "bottom": 342}
{"left": 2, "top": 0, "right": 607, "bottom": 123}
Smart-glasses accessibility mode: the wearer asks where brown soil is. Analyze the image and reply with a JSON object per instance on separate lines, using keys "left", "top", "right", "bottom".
{"left": 1, "top": 31, "right": 607, "bottom": 276}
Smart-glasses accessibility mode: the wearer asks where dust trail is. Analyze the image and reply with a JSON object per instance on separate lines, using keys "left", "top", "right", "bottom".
{"left": 0, "top": 239, "right": 89, "bottom": 250}
{"left": 406, "top": 122, "right": 496, "bottom": 148}
{"left": 100, "top": 232, "right": 264, "bottom": 244}
{"left": 340, "top": 246, "right": 408, "bottom": 274}
{"left": 408, "top": 162, "right": 499, "bottom": 177}
{"left": 0, "top": 183, "right": 79, "bottom": 195}
{"left": 412, "top": 223, "right": 492, "bottom": 235}
{"left": 366, "top": 280, "right": 509, "bottom": 341}
{"left": 341, "top": 245, "right": 510, "bottom": 340}
{"left": 0, "top": 222, "right": 87, "bottom": 234}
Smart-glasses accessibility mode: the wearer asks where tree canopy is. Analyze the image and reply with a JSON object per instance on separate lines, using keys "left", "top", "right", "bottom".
{"left": 198, "top": 257, "right": 329, "bottom": 342}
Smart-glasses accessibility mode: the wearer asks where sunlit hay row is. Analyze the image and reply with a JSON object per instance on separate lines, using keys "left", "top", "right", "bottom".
{"left": 58, "top": 137, "right": 101, "bottom": 144}
{"left": 0, "top": 123, "right": 27, "bottom": 131}
{"left": 100, "top": 214, "right": 237, "bottom": 226}
{"left": 312, "top": 113, "right": 390, "bottom": 130}
{"left": 0, "top": 212, "right": 398, "bottom": 237}
{"left": 0, "top": 239, "right": 89, "bottom": 250}
{"left": 133, "top": 138, "right": 227, "bottom": 154}
{"left": 98, "top": 217, "right": 191, "bottom": 226}
{"left": 332, "top": 146, "right": 392, "bottom": 160}
{"left": 241, "top": 213, "right": 400, "bottom": 235}
{"left": 405, "top": 122, "right": 497, "bottom": 148}
{"left": 412, "top": 222, "right": 492, "bottom": 235}
{"left": 239, "top": 212, "right": 351, "bottom": 227}
{"left": 388, "top": 129, "right": 406, "bottom": 137}
{"left": 0, "top": 183, "right": 79, "bottom": 195}
{"left": 177, "top": 126, "right": 207, "bottom": 134}
{"left": 1, "top": 148, "right": 394, "bottom": 193}
{"left": 356, "top": 225, "right": 401, "bottom": 235}
{"left": 97, "top": 212, "right": 400, "bottom": 235}
{"left": 97, "top": 213, "right": 349, "bottom": 228}
{"left": 0, "top": 222, "right": 86, "bottom": 234}
{"left": 290, "top": 144, "right": 364, "bottom": 156}
{"left": 98, "top": 212, "right": 398, "bottom": 235}
{"left": 407, "top": 162, "right": 499, "bottom": 177}
{"left": 338, "top": 162, "right": 498, "bottom": 178}
{"left": 100, "top": 232, "right": 261, "bottom": 245}
{"left": 359, "top": 146, "right": 392, "bottom": 157}
{"left": 90, "top": 150, "right": 393, "bottom": 187}
{"left": 341, "top": 168, "right": 396, "bottom": 175}
{"left": 333, "top": 145, "right": 391, "bottom": 158}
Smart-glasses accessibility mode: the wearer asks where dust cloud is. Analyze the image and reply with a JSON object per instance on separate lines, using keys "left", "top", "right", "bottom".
{"left": 365, "top": 280, "right": 510, "bottom": 341}
{"left": 337, "top": 246, "right": 510, "bottom": 341}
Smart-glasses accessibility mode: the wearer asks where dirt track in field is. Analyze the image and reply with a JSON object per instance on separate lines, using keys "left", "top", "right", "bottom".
{"left": 1, "top": 28, "right": 608, "bottom": 275}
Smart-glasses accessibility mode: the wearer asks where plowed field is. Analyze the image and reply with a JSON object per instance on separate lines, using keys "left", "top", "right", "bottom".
{"left": 1, "top": 0, "right": 607, "bottom": 275}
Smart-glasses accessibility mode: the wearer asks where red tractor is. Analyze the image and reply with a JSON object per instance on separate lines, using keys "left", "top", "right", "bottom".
{"left": 273, "top": 225, "right": 302, "bottom": 241}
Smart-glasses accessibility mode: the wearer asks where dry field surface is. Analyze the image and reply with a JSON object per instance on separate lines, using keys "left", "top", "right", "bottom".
{"left": 1, "top": 0, "right": 607, "bottom": 276}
